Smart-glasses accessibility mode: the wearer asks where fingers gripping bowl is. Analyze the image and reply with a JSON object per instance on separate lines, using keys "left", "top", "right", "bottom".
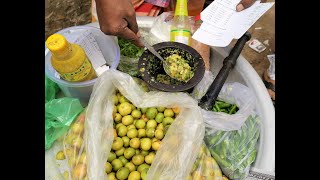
{"left": 138, "top": 41, "right": 206, "bottom": 92}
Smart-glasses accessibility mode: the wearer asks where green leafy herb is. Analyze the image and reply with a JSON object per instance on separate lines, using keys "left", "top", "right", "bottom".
{"left": 118, "top": 38, "right": 144, "bottom": 58}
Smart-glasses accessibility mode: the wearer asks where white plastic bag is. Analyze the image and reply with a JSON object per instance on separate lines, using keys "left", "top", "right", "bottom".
{"left": 148, "top": 12, "right": 173, "bottom": 43}
{"left": 187, "top": 142, "right": 223, "bottom": 180}
{"left": 201, "top": 82, "right": 259, "bottom": 180}
{"left": 204, "top": 115, "right": 260, "bottom": 180}
{"left": 202, "top": 82, "right": 256, "bottom": 131}
{"left": 45, "top": 141, "right": 65, "bottom": 180}
{"left": 145, "top": 12, "right": 197, "bottom": 46}
{"left": 191, "top": 70, "right": 215, "bottom": 100}
{"left": 85, "top": 69, "right": 205, "bottom": 179}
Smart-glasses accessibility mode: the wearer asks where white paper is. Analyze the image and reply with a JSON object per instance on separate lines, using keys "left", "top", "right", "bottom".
{"left": 267, "top": 54, "right": 275, "bottom": 80}
{"left": 215, "top": 0, "right": 241, "bottom": 10}
{"left": 193, "top": 28, "right": 231, "bottom": 47}
{"left": 95, "top": 65, "right": 110, "bottom": 76}
{"left": 231, "top": 2, "right": 275, "bottom": 39}
{"left": 201, "top": 4, "right": 235, "bottom": 29}
{"left": 74, "top": 30, "right": 107, "bottom": 69}
{"left": 193, "top": 1, "right": 274, "bottom": 47}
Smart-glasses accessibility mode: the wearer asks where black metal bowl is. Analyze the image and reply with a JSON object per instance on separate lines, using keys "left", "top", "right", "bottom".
{"left": 138, "top": 41, "right": 205, "bottom": 92}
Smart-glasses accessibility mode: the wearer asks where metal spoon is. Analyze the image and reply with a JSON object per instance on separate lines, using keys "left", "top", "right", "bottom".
{"left": 139, "top": 37, "right": 178, "bottom": 80}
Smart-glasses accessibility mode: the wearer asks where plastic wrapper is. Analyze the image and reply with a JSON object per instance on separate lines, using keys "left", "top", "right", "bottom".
{"left": 191, "top": 71, "right": 214, "bottom": 101}
{"left": 45, "top": 74, "right": 84, "bottom": 150}
{"left": 117, "top": 37, "right": 144, "bottom": 77}
{"left": 146, "top": 12, "right": 196, "bottom": 46}
{"left": 202, "top": 82, "right": 256, "bottom": 131}
{"left": 45, "top": 96, "right": 84, "bottom": 150}
{"left": 45, "top": 75, "right": 60, "bottom": 103}
{"left": 187, "top": 143, "right": 224, "bottom": 180}
{"left": 132, "top": 76, "right": 153, "bottom": 92}
{"left": 117, "top": 55, "right": 140, "bottom": 77}
{"left": 201, "top": 83, "right": 259, "bottom": 179}
{"left": 83, "top": 69, "right": 205, "bottom": 179}
{"left": 204, "top": 115, "right": 260, "bottom": 180}
{"left": 45, "top": 110, "right": 87, "bottom": 180}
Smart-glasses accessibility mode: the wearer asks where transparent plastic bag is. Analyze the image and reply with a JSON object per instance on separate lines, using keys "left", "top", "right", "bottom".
{"left": 187, "top": 143, "right": 223, "bottom": 180}
{"left": 117, "top": 37, "right": 144, "bottom": 77}
{"left": 84, "top": 69, "right": 205, "bottom": 179}
{"left": 46, "top": 140, "right": 66, "bottom": 180}
{"left": 204, "top": 115, "right": 261, "bottom": 180}
{"left": 45, "top": 75, "right": 59, "bottom": 103}
{"left": 147, "top": 12, "right": 173, "bottom": 43}
{"left": 45, "top": 97, "right": 84, "bottom": 150}
{"left": 45, "top": 110, "right": 87, "bottom": 180}
{"left": 202, "top": 82, "right": 256, "bottom": 131}
{"left": 117, "top": 55, "right": 140, "bottom": 77}
{"left": 191, "top": 71, "right": 214, "bottom": 100}
{"left": 146, "top": 12, "right": 197, "bottom": 45}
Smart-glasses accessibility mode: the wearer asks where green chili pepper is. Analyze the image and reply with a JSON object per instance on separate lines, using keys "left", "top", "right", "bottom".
{"left": 204, "top": 115, "right": 260, "bottom": 180}
{"left": 220, "top": 109, "right": 228, "bottom": 113}
{"left": 219, "top": 102, "right": 232, "bottom": 109}
{"left": 229, "top": 104, "right": 237, "bottom": 114}
{"left": 210, "top": 151, "right": 231, "bottom": 168}
{"left": 215, "top": 103, "right": 221, "bottom": 112}
{"left": 208, "top": 132, "right": 223, "bottom": 145}
{"left": 212, "top": 107, "right": 218, "bottom": 112}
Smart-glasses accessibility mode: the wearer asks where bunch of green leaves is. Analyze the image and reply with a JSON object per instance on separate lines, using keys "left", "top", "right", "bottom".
{"left": 118, "top": 37, "right": 144, "bottom": 58}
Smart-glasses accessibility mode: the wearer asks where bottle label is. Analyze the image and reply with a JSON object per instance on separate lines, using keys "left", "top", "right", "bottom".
{"left": 59, "top": 57, "right": 94, "bottom": 82}
{"left": 170, "top": 30, "right": 191, "bottom": 45}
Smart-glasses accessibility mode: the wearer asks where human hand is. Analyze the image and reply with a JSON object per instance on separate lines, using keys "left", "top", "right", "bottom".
{"left": 236, "top": 0, "right": 267, "bottom": 12}
{"left": 95, "top": 0, "right": 144, "bottom": 47}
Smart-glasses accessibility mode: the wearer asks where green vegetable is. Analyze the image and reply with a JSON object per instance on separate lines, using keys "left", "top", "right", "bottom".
{"left": 212, "top": 107, "right": 218, "bottom": 112}
{"left": 216, "top": 101, "right": 231, "bottom": 109}
{"left": 220, "top": 109, "right": 228, "bottom": 113}
{"left": 118, "top": 38, "right": 144, "bottom": 58}
{"left": 214, "top": 103, "right": 221, "bottom": 112}
{"left": 211, "top": 100, "right": 238, "bottom": 114}
{"left": 229, "top": 104, "right": 237, "bottom": 114}
{"left": 117, "top": 38, "right": 145, "bottom": 77}
{"left": 204, "top": 115, "right": 260, "bottom": 179}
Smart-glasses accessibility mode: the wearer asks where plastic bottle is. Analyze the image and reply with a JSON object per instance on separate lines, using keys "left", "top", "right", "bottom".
{"left": 46, "top": 34, "right": 97, "bottom": 82}
{"left": 166, "top": 0, "right": 206, "bottom": 17}
{"left": 170, "top": 0, "right": 192, "bottom": 45}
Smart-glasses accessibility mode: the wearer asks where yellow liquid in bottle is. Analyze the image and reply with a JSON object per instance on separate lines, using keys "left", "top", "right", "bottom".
{"left": 46, "top": 34, "right": 97, "bottom": 82}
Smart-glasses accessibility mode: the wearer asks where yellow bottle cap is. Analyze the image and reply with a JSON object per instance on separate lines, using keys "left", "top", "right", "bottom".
{"left": 46, "top": 34, "right": 70, "bottom": 57}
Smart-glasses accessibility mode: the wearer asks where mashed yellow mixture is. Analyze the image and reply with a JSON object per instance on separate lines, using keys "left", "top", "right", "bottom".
{"left": 165, "top": 54, "right": 194, "bottom": 82}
